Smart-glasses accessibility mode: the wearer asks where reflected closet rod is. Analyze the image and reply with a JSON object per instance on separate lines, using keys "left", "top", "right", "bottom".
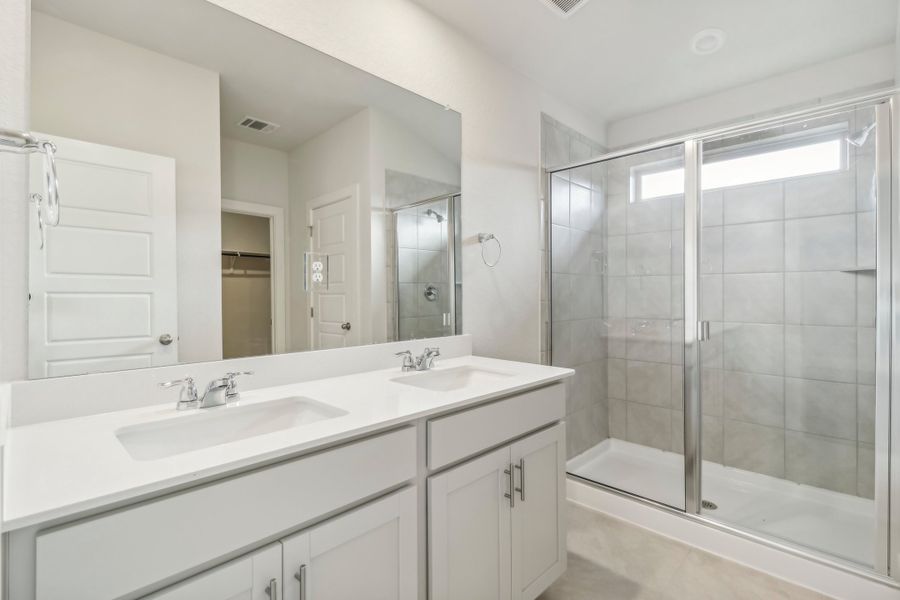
{"left": 221, "top": 250, "right": 270, "bottom": 259}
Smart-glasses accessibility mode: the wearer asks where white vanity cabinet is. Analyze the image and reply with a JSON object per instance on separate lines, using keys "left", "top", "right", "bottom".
{"left": 281, "top": 486, "right": 418, "bottom": 600}
{"left": 146, "top": 487, "right": 417, "bottom": 600}
{"left": 428, "top": 422, "right": 566, "bottom": 600}
{"left": 144, "top": 544, "right": 281, "bottom": 600}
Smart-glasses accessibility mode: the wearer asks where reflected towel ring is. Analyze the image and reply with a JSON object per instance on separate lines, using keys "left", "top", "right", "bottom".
{"left": 0, "top": 128, "right": 60, "bottom": 228}
{"left": 478, "top": 232, "right": 502, "bottom": 267}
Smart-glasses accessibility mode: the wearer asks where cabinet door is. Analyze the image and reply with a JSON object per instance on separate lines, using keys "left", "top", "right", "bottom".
{"left": 281, "top": 487, "right": 418, "bottom": 600}
{"left": 145, "top": 544, "right": 281, "bottom": 600}
{"left": 429, "top": 446, "right": 513, "bottom": 600}
{"left": 510, "top": 423, "right": 566, "bottom": 600}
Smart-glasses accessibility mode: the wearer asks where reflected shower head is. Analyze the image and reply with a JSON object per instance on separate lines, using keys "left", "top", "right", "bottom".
{"left": 425, "top": 208, "right": 444, "bottom": 223}
{"left": 847, "top": 123, "right": 875, "bottom": 148}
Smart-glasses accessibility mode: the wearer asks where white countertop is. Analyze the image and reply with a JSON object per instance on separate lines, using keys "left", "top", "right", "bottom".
{"left": 3, "top": 355, "right": 572, "bottom": 531}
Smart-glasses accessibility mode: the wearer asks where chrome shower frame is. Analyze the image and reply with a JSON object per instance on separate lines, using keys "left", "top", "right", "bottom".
{"left": 546, "top": 87, "right": 900, "bottom": 585}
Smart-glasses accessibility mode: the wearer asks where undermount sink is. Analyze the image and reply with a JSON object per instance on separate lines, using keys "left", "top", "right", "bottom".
{"left": 390, "top": 365, "right": 512, "bottom": 392}
{"left": 116, "top": 397, "right": 348, "bottom": 461}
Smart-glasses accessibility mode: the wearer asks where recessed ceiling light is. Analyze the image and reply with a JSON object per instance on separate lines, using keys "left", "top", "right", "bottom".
{"left": 691, "top": 28, "right": 726, "bottom": 56}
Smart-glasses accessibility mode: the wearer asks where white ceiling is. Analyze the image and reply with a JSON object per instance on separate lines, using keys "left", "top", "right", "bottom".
{"left": 412, "top": 0, "right": 898, "bottom": 126}
{"left": 33, "top": 0, "right": 461, "bottom": 163}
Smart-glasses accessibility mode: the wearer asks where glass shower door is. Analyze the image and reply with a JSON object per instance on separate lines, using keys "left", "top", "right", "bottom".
{"left": 555, "top": 143, "right": 687, "bottom": 510}
{"left": 694, "top": 104, "right": 887, "bottom": 570}
{"left": 394, "top": 196, "right": 456, "bottom": 340}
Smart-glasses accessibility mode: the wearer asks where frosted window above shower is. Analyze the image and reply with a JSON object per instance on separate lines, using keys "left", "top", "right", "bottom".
{"left": 633, "top": 137, "right": 845, "bottom": 202}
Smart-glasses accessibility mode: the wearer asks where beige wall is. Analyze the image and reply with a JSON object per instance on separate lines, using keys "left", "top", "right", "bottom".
{"left": 31, "top": 11, "right": 223, "bottom": 363}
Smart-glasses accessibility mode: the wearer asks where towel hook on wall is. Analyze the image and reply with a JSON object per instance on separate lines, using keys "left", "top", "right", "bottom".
{"left": 0, "top": 128, "right": 60, "bottom": 228}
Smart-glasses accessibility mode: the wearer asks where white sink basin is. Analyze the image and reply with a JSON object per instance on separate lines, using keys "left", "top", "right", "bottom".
{"left": 390, "top": 365, "right": 512, "bottom": 392}
{"left": 116, "top": 397, "right": 348, "bottom": 461}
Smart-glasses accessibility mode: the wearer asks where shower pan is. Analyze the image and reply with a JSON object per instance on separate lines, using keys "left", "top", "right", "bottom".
{"left": 549, "top": 93, "right": 896, "bottom": 578}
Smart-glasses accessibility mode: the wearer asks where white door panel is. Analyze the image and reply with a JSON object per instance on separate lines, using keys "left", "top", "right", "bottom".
{"left": 309, "top": 186, "right": 359, "bottom": 350}
{"left": 282, "top": 487, "right": 417, "bottom": 600}
{"left": 511, "top": 424, "right": 567, "bottom": 600}
{"left": 429, "top": 446, "right": 513, "bottom": 600}
{"left": 28, "top": 134, "right": 178, "bottom": 378}
{"left": 145, "top": 544, "right": 280, "bottom": 600}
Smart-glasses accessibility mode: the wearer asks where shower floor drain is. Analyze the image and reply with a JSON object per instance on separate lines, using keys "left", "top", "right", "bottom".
{"left": 702, "top": 499, "right": 718, "bottom": 510}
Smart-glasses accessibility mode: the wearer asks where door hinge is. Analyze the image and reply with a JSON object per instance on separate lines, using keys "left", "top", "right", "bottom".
{"left": 310, "top": 307, "right": 314, "bottom": 318}
{"left": 308, "top": 225, "right": 313, "bottom": 237}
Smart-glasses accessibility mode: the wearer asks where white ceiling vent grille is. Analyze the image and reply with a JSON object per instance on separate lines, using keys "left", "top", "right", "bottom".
{"left": 539, "top": 0, "right": 591, "bottom": 17}
{"left": 237, "top": 116, "right": 280, "bottom": 134}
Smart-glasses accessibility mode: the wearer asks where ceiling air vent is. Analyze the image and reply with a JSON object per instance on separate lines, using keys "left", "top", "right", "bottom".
{"left": 539, "top": 0, "right": 591, "bottom": 17}
{"left": 237, "top": 116, "right": 280, "bottom": 134}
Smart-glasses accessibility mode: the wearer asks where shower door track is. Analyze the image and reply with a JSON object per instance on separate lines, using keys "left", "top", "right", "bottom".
{"left": 546, "top": 88, "right": 900, "bottom": 584}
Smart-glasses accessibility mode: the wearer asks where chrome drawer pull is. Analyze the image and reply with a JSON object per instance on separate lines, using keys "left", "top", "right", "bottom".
{"left": 294, "top": 564, "right": 307, "bottom": 600}
{"left": 266, "top": 578, "right": 278, "bottom": 600}
{"left": 514, "top": 458, "right": 525, "bottom": 501}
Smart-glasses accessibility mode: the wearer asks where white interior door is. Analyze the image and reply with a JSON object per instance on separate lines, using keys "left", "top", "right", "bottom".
{"left": 28, "top": 133, "right": 178, "bottom": 378}
{"left": 281, "top": 487, "right": 417, "bottom": 600}
{"left": 429, "top": 446, "right": 513, "bottom": 600}
{"left": 144, "top": 544, "right": 281, "bottom": 600}
{"left": 510, "top": 424, "right": 567, "bottom": 600}
{"left": 309, "top": 186, "right": 359, "bottom": 350}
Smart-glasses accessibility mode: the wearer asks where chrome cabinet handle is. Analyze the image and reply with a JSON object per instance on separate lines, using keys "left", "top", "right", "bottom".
{"left": 341, "top": 322, "right": 351, "bottom": 331}
{"left": 514, "top": 458, "right": 525, "bottom": 501}
{"left": 504, "top": 464, "right": 515, "bottom": 508}
{"left": 293, "top": 564, "right": 307, "bottom": 600}
{"left": 266, "top": 578, "right": 278, "bottom": 600}
{"left": 158, "top": 333, "right": 174, "bottom": 345}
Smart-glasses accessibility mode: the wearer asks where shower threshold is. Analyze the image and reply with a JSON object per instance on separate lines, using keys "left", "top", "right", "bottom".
{"left": 568, "top": 438, "right": 875, "bottom": 568}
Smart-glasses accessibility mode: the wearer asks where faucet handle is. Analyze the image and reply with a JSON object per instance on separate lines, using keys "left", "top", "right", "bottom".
{"left": 423, "top": 347, "right": 440, "bottom": 368}
{"left": 159, "top": 376, "right": 199, "bottom": 410}
{"left": 395, "top": 350, "right": 415, "bottom": 372}
{"left": 224, "top": 370, "right": 254, "bottom": 401}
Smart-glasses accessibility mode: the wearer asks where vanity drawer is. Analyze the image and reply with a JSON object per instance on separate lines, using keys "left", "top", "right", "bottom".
{"left": 427, "top": 382, "right": 565, "bottom": 470}
{"left": 34, "top": 427, "right": 416, "bottom": 600}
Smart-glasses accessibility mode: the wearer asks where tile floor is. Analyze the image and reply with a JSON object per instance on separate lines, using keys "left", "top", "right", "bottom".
{"left": 539, "top": 502, "right": 831, "bottom": 600}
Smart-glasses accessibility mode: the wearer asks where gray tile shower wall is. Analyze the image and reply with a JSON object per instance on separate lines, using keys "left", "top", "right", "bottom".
{"left": 541, "top": 114, "right": 608, "bottom": 459}
{"left": 386, "top": 170, "right": 459, "bottom": 341}
{"left": 697, "top": 112, "right": 877, "bottom": 498}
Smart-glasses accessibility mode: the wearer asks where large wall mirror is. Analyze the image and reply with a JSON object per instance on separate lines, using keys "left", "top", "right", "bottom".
{"left": 27, "top": 0, "right": 462, "bottom": 379}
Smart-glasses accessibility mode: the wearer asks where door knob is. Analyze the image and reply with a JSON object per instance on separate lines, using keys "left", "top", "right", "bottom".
{"left": 158, "top": 333, "right": 174, "bottom": 345}
{"left": 341, "top": 322, "right": 351, "bottom": 331}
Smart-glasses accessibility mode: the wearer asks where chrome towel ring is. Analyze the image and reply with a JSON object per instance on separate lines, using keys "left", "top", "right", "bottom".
{"left": 478, "top": 232, "right": 502, "bottom": 267}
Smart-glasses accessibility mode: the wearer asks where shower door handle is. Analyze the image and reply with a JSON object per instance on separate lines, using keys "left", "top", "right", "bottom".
{"left": 698, "top": 321, "right": 710, "bottom": 342}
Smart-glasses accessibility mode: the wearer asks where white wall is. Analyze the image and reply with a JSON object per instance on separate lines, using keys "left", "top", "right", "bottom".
{"left": 608, "top": 45, "right": 896, "bottom": 148}
{"left": 30, "top": 12, "right": 224, "bottom": 364}
{"left": 369, "top": 108, "right": 461, "bottom": 343}
{"left": 207, "top": 0, "right": 602, "bottom": 363}
{"left": 221, "top": 138, "right": 290, "bottom": 210}
{"left": 288, "top": 109, "right": 373, "bottom": 351}
{"left": 0, "top": 0, "right": 29, "bottom": 589}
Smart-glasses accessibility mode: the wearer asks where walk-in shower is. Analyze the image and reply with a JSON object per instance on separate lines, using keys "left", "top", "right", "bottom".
{"left": 391, "top": 194, "right": 461, "bottom": 341}
{"left": 549, "top": 94, "right": 894, "bottom": 577}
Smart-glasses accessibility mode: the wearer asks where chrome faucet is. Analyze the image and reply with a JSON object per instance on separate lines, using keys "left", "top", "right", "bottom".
{"left": 160, "top": 371, "right": 254, "bottom": 410}
{"left": 395, "top": 347, "right": 441, "bottom": 372}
